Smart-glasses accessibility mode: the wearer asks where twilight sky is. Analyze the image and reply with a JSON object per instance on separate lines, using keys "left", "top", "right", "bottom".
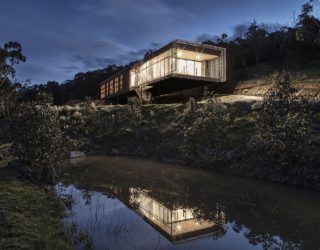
{"left": 0, "top": 0, "right": 307, "bottom": 84}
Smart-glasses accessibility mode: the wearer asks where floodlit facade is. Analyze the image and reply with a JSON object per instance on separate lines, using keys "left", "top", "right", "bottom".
{"left": 129, "top": 188, "right": 225, "bottom": 243}
{"left": 100, "top": 39, "right": 227, "bottom": 103}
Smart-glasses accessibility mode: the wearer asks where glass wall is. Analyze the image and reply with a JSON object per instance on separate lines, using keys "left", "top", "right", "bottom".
{"left": 130, "top": 49, "right": 172, "bottom": 88}
{"left": 129, "top": 47, "right": 220, "bottom": 88}
{"left": 176, "top": 59, "right": 203, "bottom": 77}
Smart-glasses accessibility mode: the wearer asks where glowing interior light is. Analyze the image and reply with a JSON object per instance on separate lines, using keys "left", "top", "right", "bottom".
{"left": 196, "top": 222, "right": 199, "bottom": 225}
{"left": 196, "top": 54, "right": 201, "bottom": 60}
{"left": 177, "top": 224, "right": 182, "bottom": 230}
{"left": 177, "top": 51, "right": 182, "bottom": 57}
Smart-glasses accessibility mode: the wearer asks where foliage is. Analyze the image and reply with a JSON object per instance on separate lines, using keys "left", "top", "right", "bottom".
{"left": 0, "top": 42, "right": 26, "bottom": 116}
{"left": 203, "top": 2, "right": 320, "bottom": 78}
{"left": 11, "top": 93, "right": 67, "bottom": 183}
{"left": 181, "top": 90, "right": 232, "bottom": 168}
{"left": 126, "top": 97, "right": 142, "bottom": 130}
{"left": 54, "top": 98, "right": 319, "bottom": 189}
{"left": 255, "top": 72, "right": 311, "bottom": 182}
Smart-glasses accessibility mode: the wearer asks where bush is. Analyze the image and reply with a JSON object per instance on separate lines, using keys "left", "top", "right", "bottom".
{"left": 255, "top": 72, "right": 311, "bottom": 182}
{"left": 181, "top": 91, "right": 232, "bottom": 168}
{"left": 11, "top": 95, "right": 67, "bottom": 184}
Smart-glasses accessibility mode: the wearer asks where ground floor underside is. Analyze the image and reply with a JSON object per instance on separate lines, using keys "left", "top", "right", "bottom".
{"left": 106, "top": 76, "right": 225, "bottom": 104}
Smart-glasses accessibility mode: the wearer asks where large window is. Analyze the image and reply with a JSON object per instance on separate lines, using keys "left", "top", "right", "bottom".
{"left": 114, "top": 77, "right": 119, "bottom": 93}
{"left": 109, "top": 80, "right": 114, "bottom": 95}
{"left": 177, "top": 59, "right": 202, "bottom": 76}
{"left": 130, "top": 50, "right": 172, "bottom": 87}
{"left": 177, "top": 59, "right": 186, "bottom": 74}
{"left": 100, "top": 84, "right": 106, "bottom": 99}
{"left": 195, "top": 62, "right": 202, "bottom": 76}
{"left": 130, "top": 71, "right": 136, "bottom": 87}
{"left": 120, "top": 75, "right": 123, "bottom": 90}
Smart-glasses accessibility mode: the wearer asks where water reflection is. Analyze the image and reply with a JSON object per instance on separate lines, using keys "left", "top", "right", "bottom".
{"left": 56, "top": 156, "right": 320, "bottom": 250}
{"left": 130, "top": 188, "right": 225, "bottom": 243}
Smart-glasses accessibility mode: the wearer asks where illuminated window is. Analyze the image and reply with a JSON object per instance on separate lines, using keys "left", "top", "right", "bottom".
{"left": 120, "top": 75, "right": 123, "bottom": 90}
{"left": 115, "top": 77, "right": 119, "bottom": 93}
{"left": 177, "top": 59, "right": 186, "bottom": 74}
{"left": 160, "top": 60, "right": 165, "bottom": 76}
{"left": 186, "top": 60, "right": 195, "bottom": 75}
{"left": 195, "top": 62, "right": 202, "bottom": 76}
{"left": 109, "top": 80, "right": 114, "bottom": 95}
{"left": 130, "top": 70, "right": 136, "bottom": 87}
{"left": 100, "top": 84, "right": 106, "bottom": 99}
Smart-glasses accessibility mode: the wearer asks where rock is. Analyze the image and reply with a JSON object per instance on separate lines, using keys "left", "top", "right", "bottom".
{"left": 8, "top": 160, "right": 33, "bottom": 179}
{"left": 111, "top": 149, "right": 120, "bottom": 155}
{"left": 0, "top": 154, "right": 3, "bottom": 161}
{"left": 70, "top": 151, "right": 86, "bottom": 159}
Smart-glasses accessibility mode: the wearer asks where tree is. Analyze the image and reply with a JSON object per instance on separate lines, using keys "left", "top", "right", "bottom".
{"left": 255, "top": 72, "right": 311, "bottom": 183}
{"left": 11, "top": 92, "right": 67, "bottom": 184}
{"left": 296, "top": 1, "right": 320, "bottom": 47}
{"left": 245, "top": 20, "right": 269, "bottom": 66}
{"left": 0, "top": 42, "right": 26, "bottom": 115}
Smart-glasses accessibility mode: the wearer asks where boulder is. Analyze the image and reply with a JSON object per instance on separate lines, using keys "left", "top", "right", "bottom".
{"left": 70, "top": 151, "right": 86, "bottom": 159}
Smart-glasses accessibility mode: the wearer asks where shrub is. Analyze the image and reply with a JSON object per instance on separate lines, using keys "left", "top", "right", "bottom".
{"left": 11, "top": 94, "right": 67, "bottom": 184}
{"left": 181, "top": 91, "right": 232, "bottom": 168}
{"left": 255, "top": 72, "right": 311, "bottom": 182}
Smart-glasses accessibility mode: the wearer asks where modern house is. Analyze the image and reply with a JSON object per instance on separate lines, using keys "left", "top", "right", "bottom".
{"left": 100, "top": 39, "right": 227, "bottom": 103}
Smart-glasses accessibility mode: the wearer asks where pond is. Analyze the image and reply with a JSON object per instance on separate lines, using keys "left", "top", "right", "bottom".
{"left": 55, "top": 156, "right": 320, "bottom": 250}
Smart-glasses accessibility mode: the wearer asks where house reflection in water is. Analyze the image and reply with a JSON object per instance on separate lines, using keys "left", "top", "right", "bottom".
{"left": 129, "top": 188, "right": 226, "bottom": 243}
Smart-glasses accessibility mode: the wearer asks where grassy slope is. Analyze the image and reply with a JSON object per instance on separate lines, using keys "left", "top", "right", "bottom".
{"left": 236, "top": 62, "right": 320, "bottom": 85}
{"left": 0, "top": 144, "right": 71, "bottom": 250}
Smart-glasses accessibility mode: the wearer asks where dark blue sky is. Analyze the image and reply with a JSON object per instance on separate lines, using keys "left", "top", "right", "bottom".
{"left": 0, "top": 0, "right": 307, "bottom": 84}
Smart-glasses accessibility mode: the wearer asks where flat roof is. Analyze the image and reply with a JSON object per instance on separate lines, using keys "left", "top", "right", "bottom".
{"left": 137, "top": 39, "right": 225, "bottom": 66}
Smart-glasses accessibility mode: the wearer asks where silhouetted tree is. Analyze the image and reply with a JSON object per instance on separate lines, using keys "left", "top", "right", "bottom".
{"left": 0, "top": 42, "right": 26, "bottom": 115}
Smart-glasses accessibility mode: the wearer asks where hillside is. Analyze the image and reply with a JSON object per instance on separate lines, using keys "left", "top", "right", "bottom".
{"left": 230, "top": 62, "right": 320, "bottom": 100}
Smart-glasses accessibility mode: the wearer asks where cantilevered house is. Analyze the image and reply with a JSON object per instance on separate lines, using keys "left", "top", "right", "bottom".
{"left": 100, "top": 39, "right": 226, "bottom": 103}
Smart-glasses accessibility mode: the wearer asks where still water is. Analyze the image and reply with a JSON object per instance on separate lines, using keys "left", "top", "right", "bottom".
{"left": 55, "top": 156, "right": 320, "bottom": 250}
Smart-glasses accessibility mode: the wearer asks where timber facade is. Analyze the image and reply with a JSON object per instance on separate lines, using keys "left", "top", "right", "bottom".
{"left": 100, "top": 39, "right": 227, "bottom": 103}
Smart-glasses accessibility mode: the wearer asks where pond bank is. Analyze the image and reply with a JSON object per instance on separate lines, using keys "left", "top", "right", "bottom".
{"left": 0, "top": 144, "right": 71, "bottom": 250}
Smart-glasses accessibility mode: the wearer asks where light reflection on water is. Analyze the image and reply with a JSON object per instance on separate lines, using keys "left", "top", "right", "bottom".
{"left": 56, "top": 156, "right": 320, "bottom": 250}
